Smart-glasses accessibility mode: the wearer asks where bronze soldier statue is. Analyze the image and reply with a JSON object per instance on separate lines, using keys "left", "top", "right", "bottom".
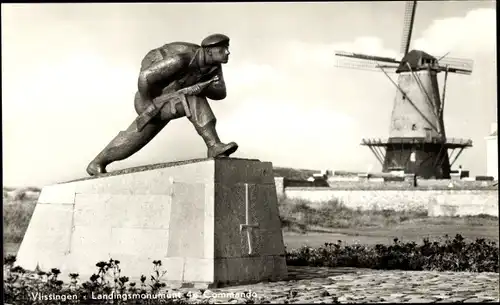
{"left": 86, "top": 33, "right": 238, "bottom": 176}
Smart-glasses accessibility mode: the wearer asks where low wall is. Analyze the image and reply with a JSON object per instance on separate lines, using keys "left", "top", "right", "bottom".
{"left": 274, "top": 177, "right": 285, "bottom": 198}
{"left": 283, "top": 187, "right": 499, "bottom": 217}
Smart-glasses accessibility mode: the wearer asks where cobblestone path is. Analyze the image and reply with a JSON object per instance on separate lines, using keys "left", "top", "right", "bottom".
{"left": 177, "top": 267, "right": 499, "bottom": 303}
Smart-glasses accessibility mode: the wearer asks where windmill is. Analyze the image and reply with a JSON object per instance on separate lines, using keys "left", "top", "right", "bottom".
{"left": 334, "top": 0, "right": 473, "bottom": 179}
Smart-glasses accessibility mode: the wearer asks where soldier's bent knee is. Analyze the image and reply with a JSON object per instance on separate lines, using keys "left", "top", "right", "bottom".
{"left": 187, "top": 95, "right": 217, "bottom": 128}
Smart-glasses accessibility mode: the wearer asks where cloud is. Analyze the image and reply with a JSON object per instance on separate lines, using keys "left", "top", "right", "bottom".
{"left": 216, "top": 36, "right": 399, "bottom": 171}
{"left": 217, "top": 96, "right": 360, "bottom": 169}
{"left": 2, "top": 5, "right": 496, "bottom": 186}
{"left": 412, "top": 8, "right": 496, "bottom": 57}
{"left": 2, "top": 51, "right": 140, "bottom": 186}
{"left": 285, "top": 8, "right": 496, "bottom": 71}
{"left": 269, "top": 7, "right": 497, "bottom": 174}
{"left": 286, "top": 37, "right": 399, "bottom": 69}
{"left": 4, "top": 52, "right": 137, "bottom": 116}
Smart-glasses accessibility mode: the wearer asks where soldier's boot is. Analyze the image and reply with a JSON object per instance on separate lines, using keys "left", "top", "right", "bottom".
{"left": 196, "top": 121, "right": 238, "bottom": 158}
{"left": 86, "top": 120, "right": 168, "bottom": 176}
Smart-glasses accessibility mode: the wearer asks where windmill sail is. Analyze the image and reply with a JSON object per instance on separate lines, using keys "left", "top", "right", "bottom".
{"left": 332, "top": 0, "right": 473, "bottom": 179}
{"left": 335, "top": 57, "right": 399, "bottom": 72}
{"left": 334, "top": 51, "right": 400, "bottom": 64}
{"left": 400, "top": 1, "right": 418, "bottom": 56}
{"left": 334, "top": 53, "right": 400, "bottom": 72}
{"left": 437, "top": 56, "right": 474, "bottom": 74}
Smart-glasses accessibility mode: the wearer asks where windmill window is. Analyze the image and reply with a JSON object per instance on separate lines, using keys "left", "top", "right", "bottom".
{"left": 412, "top": 124, "right": 417, "bottom": 130}
{"left": 410, "top": 152, "right": 416, "bottom": 162}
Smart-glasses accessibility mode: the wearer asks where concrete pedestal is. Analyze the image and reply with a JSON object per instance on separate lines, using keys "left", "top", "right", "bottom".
{"left": 16, "top": 158, "right": 287, "bottom": 287}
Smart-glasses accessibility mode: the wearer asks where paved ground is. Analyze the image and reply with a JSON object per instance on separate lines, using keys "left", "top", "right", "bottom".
{"left": 174, "top": 267, "right": 499, "bottom": 304}
{"left": 4, "top": 266, "right": 499, "bottom": 304}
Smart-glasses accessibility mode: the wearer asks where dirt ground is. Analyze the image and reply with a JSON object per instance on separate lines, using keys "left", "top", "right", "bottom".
{"left": 283, "top": 221, "right": 499, "bottom": 249}
{"left": 5, "top": 221, "right": 498, "bottom": 259}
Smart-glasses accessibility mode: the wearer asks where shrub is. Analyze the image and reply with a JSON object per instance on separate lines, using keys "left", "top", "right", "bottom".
{"left": 278, "top": 197, "right": 429, "bottom": 230}
{"left": 4, "top": 235, "right": 498, "bottom": 305}
{"left": 3, "top": 257, "right": 188, "bottom": 305}
{"left": 286, "top": 234, "right": 499, "bottom": 273}
{"left": 3, "top": 200, "right": 37, "bottom": 243}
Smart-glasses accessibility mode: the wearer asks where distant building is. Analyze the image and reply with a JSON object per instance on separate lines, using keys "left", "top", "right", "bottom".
{"left": 485, "top": 122, "right": 498, "bottom": 180}
{"left": 307, "top": 169, "right": 331, "bottom": 186}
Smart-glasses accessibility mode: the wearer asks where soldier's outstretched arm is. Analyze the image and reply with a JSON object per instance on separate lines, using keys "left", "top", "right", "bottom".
{"left": 202, "top": 65, "right": 227, "bottom": 100}
{"left": 137, "top": 55, "right": 186, "bottom": 100}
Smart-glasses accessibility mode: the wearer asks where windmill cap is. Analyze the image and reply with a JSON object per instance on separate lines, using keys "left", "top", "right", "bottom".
{"left": 201, "top": 33, "right": 230, "bottom": 48}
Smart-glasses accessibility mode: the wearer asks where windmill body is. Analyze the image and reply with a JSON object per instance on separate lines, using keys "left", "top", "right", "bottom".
{"left": 392, "top": 50, "right": 444, "bottom": 142}
{"left": 390, "top": 67, "right": 443, "bottom": 140}
{"left": 385, "top": 50, "right": 449, "bottom": 178}
{"left": 335, "top": 2, "right": 473, "bottom": 179}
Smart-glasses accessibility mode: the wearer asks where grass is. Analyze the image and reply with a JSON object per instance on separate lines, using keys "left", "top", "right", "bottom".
{"left": 279, "top": 197, "right": 499, "bottom": 249}
{"left": 4, "top": 235, "right": 498, "bottom": 305}
{"left": 279, "top": 197, "right": 499, "bottom": 229}
{"left": 3, "top": 188, "right": 499, "bottom": 257}
{"left": 2, "top": 186, "right": 499, "bottom": 305}
{"left": 3, "top": 188, "right": 39, "bottom": 257}
{"left": 3, "top": 198, "right": 37, "bottom": 244}
{"left": 2, "top": 187, "right": 499, "bottom": 305}
{"left": 272, "top": 167, "right": 318, "bottom": 180}
{"left": 279, "top": 197, "right": 429, "bottom": 230}
{"left": 283, "top": 224, "right": 500, "bottom": 250}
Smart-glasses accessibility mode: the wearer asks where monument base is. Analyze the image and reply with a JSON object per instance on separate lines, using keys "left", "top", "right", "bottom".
{"left": 16, "top": 158, "right": 287, "bottom": 287}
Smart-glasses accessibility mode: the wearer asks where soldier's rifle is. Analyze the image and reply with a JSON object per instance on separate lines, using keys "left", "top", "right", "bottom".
{"left": 135, "top": 75, "right": 219, "bottom": 132}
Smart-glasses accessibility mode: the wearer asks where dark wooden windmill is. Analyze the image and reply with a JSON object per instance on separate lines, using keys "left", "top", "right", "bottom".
{"left": 334, "top": 0, "right": 473, "bottom": 179}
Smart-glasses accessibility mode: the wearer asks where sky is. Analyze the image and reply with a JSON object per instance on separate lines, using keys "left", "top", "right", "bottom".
{"left": 2, "top": 1, "right": 497, "bottom": 187}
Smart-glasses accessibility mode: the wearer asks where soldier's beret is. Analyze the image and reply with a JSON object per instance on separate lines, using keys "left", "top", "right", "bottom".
{"left": 201, "top": 33, "right": 230, "bottom": 48}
